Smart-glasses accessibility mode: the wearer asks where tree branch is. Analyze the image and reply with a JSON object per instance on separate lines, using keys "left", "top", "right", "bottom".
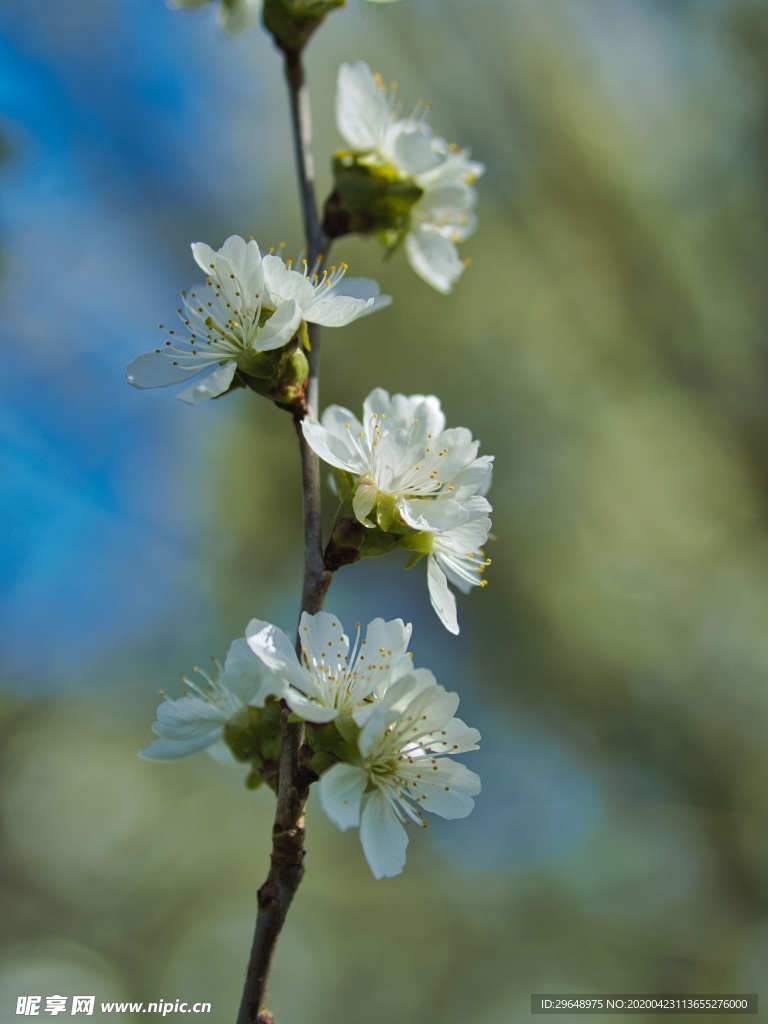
{"left": 236, "top": 48, "right": 332, "bottom": 1024}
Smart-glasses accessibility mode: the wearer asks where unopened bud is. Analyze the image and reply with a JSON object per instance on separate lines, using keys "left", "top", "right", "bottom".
{"left": 262, "top": 0, "right": 345, "bottom": 54}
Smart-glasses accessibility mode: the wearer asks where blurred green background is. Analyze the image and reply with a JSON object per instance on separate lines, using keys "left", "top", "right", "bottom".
{"left": 1, "top": 0, "right": 767, "bottom": 1020}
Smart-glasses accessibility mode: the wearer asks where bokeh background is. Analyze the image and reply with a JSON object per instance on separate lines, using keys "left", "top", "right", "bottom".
{"left": 2, "top": 0, "right": 767, "bottom": 1020}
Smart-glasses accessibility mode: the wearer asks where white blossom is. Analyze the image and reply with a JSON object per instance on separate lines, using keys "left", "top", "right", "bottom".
{"left": 140, "top": 639, "right": 275, "bottom": 762}
{"left": 246, "top": 611, "right": 413, "bottom": 723}
{"left": 168, "top": 0, "right": 260, "bottom": 35}
{"left": 302, "top": 387, "right": 492, "bottom": 529}
{"left": 126, "top": 235, "right": 389, "bottom": 404}
{"left": 318, "top": 674, "right": 481, "bottom": 878}
{"left": 302, "top": 388, "right": 493, "bottom": 633}
{"left": 335, "top": 62, "right": 483, "bottom": 292}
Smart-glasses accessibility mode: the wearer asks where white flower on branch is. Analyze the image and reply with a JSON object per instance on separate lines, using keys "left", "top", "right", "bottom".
{"left": 302, "top": 387, "right": 493, "bottom": 633}
{"left": 334, "top": 61, "right": 483, "bottom": 293}
{"left": 168, "top": 0, "right": 260, "bottom": 35}
{"left": 318, "top": 674, "right": 481, "bottom": 878}
{"left": 125, "top": 235, "right": 390, "bottom": 403}
{"left": 246, "top": 611, "right": 414, "bottom": 723}
{"left": 140, "top": 639, "right": 275, "bottom": 762}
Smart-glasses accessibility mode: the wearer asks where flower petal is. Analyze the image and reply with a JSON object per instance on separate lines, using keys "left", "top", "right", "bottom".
{"left": 318, "top": 763, "right": 367, "bottom": 831}
{"left": 405, "top": 228, "right": 464, "bottom": 294}
{"left": 415, "top": 759, "right": 481, "bottom": 819}
{"left": 177, "top": 360, "right": 237, "bottom": 404}
{"left": 399, "top": 497, "right": 468, "bottom": 533}
{"left": 261, "top": 254, "right": 315, "bottom": 308}
{"left": 302, "top": 418, "right": 364, "bottom": 474}
{"left": 427, "top": 556, "right": 459, "bottom": 634}
{"left": 125, "top": 351, "right": 213, "bottom": 389}
{"left": 360, "top": 790, "right": 409, "bottom": 879}
{"left": 245, "top": 619, "right": 307, "bottom": 693}
{"left": 336, "top": 62, "right": 391, "bottom": 151}
{"left": 304, "top": 294, "right": 374, "bottom": 328}
{"left": 139, "top": 729, "right": 221, "bottom": 762}
{"left": 255, "top": 299, "right": 302, "bottom": 351}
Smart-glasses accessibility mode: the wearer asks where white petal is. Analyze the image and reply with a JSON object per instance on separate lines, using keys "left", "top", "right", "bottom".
{"left": 405, "top": 228, "right": 464, "bottom": 294}
{"left": 399, "top": 497, "right": 468, "bottom": 533}
{"left": 332, "top": 277, "right": 390, "bottom": 309}
{"left": 154, "top": 696, "right": 228, "bottom": 737}
{"left": 191, "top": 241, "right": 219, "bottom": 276}
{"left": 255, "top": 299, "right": 302, "bottom": 351}
{"left": 302, "top": 419, "right": 363, "bottom": 473}
{"left": 392, "top": 127, "right": 443, "bottom": 178}
{"left": 336, "top": 62, "right": 391, "bottom": 151}
{"left": 451, "top": 455, "right": 494, "bottom": 500}
{"left": 125, "top": 351, "right": 213, "bottom": 388}
{"left": 177, "top": 360, "right": 237, "bottom": 403}
{"left": 427, "top": 556, "right": 459, "bottom": 634}
{"left": 218, "top": 234, "right": 264, "bottom": 298}
{"left": 300, "top": 610, "right": 350, "bottom": 666}
{"left": 221, "top": 637, "right": 270, "bottom": 706}
{"left": 283, "top": 690, "right": 340, "bottom": 723}
{"left": 415, "top": 759, "right": 481, "bottom": 819}
{"left": 245, "top": 619, "right": 307, "bottom": 693}
{"left": 318, "top": 763, "right": 367, "bottom": 830}
{"left": 261, "top": 255, "right": 315, "bottom": 309}
{"left": 304, "top": 294, "right": 373, "bottom": 327}
{"left": 423, "top": 717, "right": 481, "bottom": 755}
{"left": 139, "top": 730, "right": 220, "bottom": 762}
{"left": 360, "top": 790, "right": 409, "bottom": 879}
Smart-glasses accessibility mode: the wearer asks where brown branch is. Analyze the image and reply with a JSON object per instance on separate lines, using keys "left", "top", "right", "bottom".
{"left": 236, "top": 48, "right": 332, "bottom": 1024}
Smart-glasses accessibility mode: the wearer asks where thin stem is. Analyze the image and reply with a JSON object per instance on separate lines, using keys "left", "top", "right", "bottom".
{"left": 236, "top": 48, "right": 332, "bottom": 1024}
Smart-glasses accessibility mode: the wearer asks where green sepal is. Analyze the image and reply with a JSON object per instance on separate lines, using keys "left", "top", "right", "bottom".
{"left": 241, "top": 338, "right": 309, "bottom": 414}
{"left": 375, "top": 494, "right": 399, "bottom": 533}
{"left": 224, "top": 705, "right": 267, "bottom": 762}
{"left": 332, "top": 468, "right": 355, "bottom": 501}
{"left": 224, "top": 698, "right": 282, "bottom": 794}
{"left": 299, "top": 320, "right": 311, "bottom": 351}
{"left": 334, "top": 713, "right": 361, "bottom": 746}
{"left": 323, "top": 154, "right": 423, "bottom": 241}
{"left": 310, "top": 750, "right": 339, "bottom": 775}
{"left": 358, "top": 530, "right": 400, "bottom": 559}
{"left": 399, "top": 531, "right": 435, "bottom": 555}
{"left": 403, "top": 551, "right": 426, "bottom": 569}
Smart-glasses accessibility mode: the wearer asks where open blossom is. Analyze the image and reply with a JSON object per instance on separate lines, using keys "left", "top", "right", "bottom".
{"left": 126, "top": 235, "right": 390, "bottom": 404}
{"left": 318, "top": 674, "right": 481, "bottom": 878}
{"left": 302, "top": 388, "right": 493, "bottom": 633}
{"left": 302, "top": 388, "right": 492, "bottom": 530}
{"left": 246, "top": 611, "right": 414, "bottom": 723}
{"left": 335, "top": 62, "right": 483, "bottom": 293}
{"left": 168, "top": 0, "right": 260, "bottom": 35}
{"left": 140, "top": 639, "right": 275, "bottom": 762}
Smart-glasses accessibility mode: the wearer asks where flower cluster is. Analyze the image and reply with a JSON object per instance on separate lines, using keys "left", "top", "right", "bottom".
{"left": 126, "top": 235, "right": 389, "bottom": 404}
{"left": 136, "top": 7, "right": 492, "bottom": 888}
{"left": 247, "top": 611, "right": 481, "bottom": 878}
{"left": 303, "top": 387, "right": 493, "bottom": 634}
{"left": 329, "top": 62, "right": 483, "bottom": 293}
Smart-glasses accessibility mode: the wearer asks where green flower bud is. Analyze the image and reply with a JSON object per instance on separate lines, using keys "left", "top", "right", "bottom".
{"left": 241, "top": 338, "right": 309, "bottom": 415}
{"left": 262, "top": 0, "right": 345, "bottom": 54}
{"left": 323, "top": 153, "right": 423, "bottom": 243}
